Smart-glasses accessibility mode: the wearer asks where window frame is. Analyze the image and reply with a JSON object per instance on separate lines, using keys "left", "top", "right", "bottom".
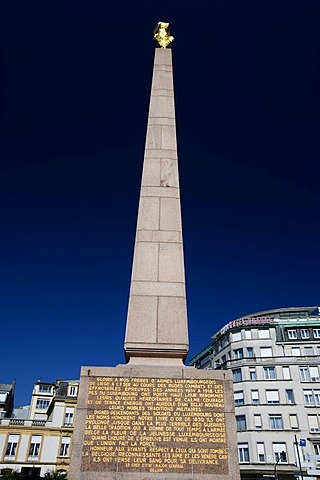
{"left": 38, "top": 385, "right": 52, "bottom": 394}
{"left": 266, "top": 390, "right": 280, "bottom": 404}
{"left": 300, "top": 367, "right": 311, "bottom": 382}
{"left": 35, "top": 398, "right": 50, "bottom": 410}
{"left": 283, "top": 366, "right": 291, "bottom": 380}
{"left": 4, "top": 435, "right": 19, "bottom": 460}
{"left": 269, "top": 415, "right": 283, "bottom": 430}
{"left": 232, "top": 368, "right": 242, "bottom": 382}
{"left": 257, "top": 442, "right": 265, "bottom": 463}
{"left": 28, "top": 436, "right": 42, "bottom": 459}
{"left": 301, "top": 329, "right": 310, "bottom": 339}
{"left": 234, "top": 348, "right": 244, "bottom": 360}
{"left": 236, "top": 415, "right": 247, "bottom": 431}
{"left": 260, "top": 347, "right": 272, "bottom": 357}
{"left": 288, "top": 329, "right": 297, "bottom": 339}
{"left": 234, "top": 391, "right": 244, "bottom": 406}
{"left": 313, "top": 329, "right": 320, "bottom": 339}
{"left": 258, "top": 329, "right": 270, "bottom": 339}
{"left": 273, "top": 443, "right": 287, "bottom": 463}
{"left": 292, "top": 346, "right": 301, "bottom": 356}
{"left": 59, "top": 437, "right": 71, "bottom": 457}
{"left": 264, "top": 366, "right": 276, "bottom": 380}
{"left": 238, "top": 443, "right": 250, "bottom": 463}
{"left": 286, "top": 389, "right": 295, "bottom": 404}
{"left": 254, "top": 414, "right": 262, "bottom": 430}
{"left": 314, "top": 444, "right": 320, "bottom": 456}
{"left": 64, "top": 407, "right": 75, "bottom": 427}
{"left": 251, "top": 390, "right": 259, "bottom": 405}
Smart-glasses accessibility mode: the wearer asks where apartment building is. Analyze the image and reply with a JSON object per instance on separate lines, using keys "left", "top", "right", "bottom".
{"left": 0, "top": 379, "right": 79, "bottom": 477}
{"left": 0, "top": 383, "right": 15, "bottom": 419}
{"left": 189, "top": 306, "right": 320, "bottom": 480}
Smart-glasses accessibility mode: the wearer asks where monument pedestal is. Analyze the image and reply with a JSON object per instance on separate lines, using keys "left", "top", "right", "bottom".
{"left": 69, "top": 365, "right": 239, "bottom": 480}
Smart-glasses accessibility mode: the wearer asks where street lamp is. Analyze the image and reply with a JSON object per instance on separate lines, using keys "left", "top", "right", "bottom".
{"left": 274, "top": 451, "right": 287, "bottom": 480}
{"left": 294, "top": 434, "right": 304, "bottom": 480}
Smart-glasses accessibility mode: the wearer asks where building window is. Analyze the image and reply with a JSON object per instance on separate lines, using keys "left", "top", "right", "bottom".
{"left": 304, "top": 390, "right": 320, "bottom": 406}
{"left": 257, "top": 443, "right": 265, "bottom": 462}
{"left": 247, "top": 347, "right": 254, "bottom": 358}
{"left": 28, "top": 436, "right": 41, "bottom": 459}
{"left": 283, "top": 366, "right": 291, "bottom": 380}
{"left": 251, "top": 390, "right": 259, "bottom": 405}
{"left": 264, "top": 367, "right": 276, "bottom": 380}
{"left": 68, "top": 385, "right": 78, "bottom": 397}
{"left": 234, "top": 348, "right": 243, "bottom": 359}
{"left": 232, "top": 369, "right": 242, "bottom": 382}
{"left": 310, "top": 367, "right": 320, "bottom": 381}
{"left": 260, "top": 347, "right": 272, "bottom": 357}
{"left": 288, "top": 330, "right": 297, "bottom": 339}
{"left": 300, "top": 366, "right": 320, "bottom": 382}
{"left": 286, "top": 389, "right": 295, "bottom": 404}
{"left": 258, "top": 329, "right": 270, "bottom": 339}
{"left": 304, "top": 390, "right": 314, "bottom": 406}
{"left": 266, "top": 390, "right": 279, "bottom": 404}
{"left": 314, "top": 444, "right": 320, "bottom": 455}
{"left": 221, "top": 337, "right": 228, "bottom": 348}
{"left": 234, "top": 391, "right": 244, "bottom": 406}
{"left": 313, "top": 329, "right": 320, "bottom": 339}
{"left": 300, "top": 367, "right": 311, "bottom": 382}
{"left": 64, "top": 407, "right": 74, "bottom": 426}
{"left": 270, "top": 415, "right": 283, "bottom": 430}
{"left": 249, "top": 368, "right": 256, "bottom": 380}
{"left": 308, "top": 415, "right": 319, "bottom": 432}
{"left": 245, "top": 330, "right": 252, "bottom": 340}
{"left": 273, "top": 443, "right": 287, "bottom": 462}
{"left": 301, "top": 329, "right": 310, "bottom": 339}
{"left": 36, "top": 399, "right": 50, "bottom": 410}
{"left": 39, "top": 385, "right": 52, "bottom": 393}
{"left": 232, "top": 332, "right": 242, "bottom": 342}
{"left": 59, "top": 437, "right": 71, "bottom": 457}
{"left": 304, "top": 346, "right": 313, "bottom": 356}
{"left": 21, "top": 468, "right": 41, "bottom": 477}
{"left": 236, "top": 415, "right": 247, "bottom": 431}
{"left": 254, "top": 415, "right": 262, "bottom": 430}
{"left": 292, "top": 347, "right": 301, "bottom": 356}
{"left": 4, "top": 435, "right": 19, "bottom": 459}
{"left": 289, "top": 414, "right": 299, "bottom": 429}
{"left": 238, "top": 443, "right": 250, "bottom": 463}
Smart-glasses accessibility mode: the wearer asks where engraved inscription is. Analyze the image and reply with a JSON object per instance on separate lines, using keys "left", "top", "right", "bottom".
{"left": 81, "top": 377, "right": 227, "bottom": 474}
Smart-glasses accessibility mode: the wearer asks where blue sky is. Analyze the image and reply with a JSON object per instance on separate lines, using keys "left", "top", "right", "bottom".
{"left": 1, "top": 0, "right": 319, "bottom": 406}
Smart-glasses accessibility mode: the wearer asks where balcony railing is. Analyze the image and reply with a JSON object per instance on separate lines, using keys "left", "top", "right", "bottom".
{"left": 0, "top": 419, "right": 48, "bottom": 427}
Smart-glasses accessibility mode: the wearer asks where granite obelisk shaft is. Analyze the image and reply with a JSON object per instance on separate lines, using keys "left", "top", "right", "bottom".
{"left": 124, "top": 48, "right": 188, "bottom": 364}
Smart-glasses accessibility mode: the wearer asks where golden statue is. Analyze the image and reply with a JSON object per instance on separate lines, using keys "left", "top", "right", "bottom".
{"left": 153, "top": 22, "right": 174, "bottom": 48}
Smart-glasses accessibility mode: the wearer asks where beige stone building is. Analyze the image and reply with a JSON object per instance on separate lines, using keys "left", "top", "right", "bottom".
{"left": 189, "top": 306, "right": 320, "bottom": 480}
{"left": 0, "top": 379, "right": 79, "bottom": 477}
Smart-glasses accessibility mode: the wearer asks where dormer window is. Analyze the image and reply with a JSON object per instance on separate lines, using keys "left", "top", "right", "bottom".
{"left": 288, "top": 330, "right": 297, "bottom": 339}
{"left": 68, "top": 385, "right": 78, "bottom": 397}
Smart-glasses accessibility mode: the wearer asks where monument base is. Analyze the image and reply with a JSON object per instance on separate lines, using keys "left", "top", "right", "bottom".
{"left": 69, "top": 364, "right": 240, "bottom": 480}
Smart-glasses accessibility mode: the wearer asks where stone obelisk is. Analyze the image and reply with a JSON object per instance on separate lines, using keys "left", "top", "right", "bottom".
{"left": 124, "top": 45, "right": 188, "bottom": 365}
{"left": 69, "top": 23, "right": 240, "bottom": 480}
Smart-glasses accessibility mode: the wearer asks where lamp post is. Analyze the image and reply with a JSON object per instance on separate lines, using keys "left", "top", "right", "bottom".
{"left": 294, "top": 434, "right": 304, "bottom": 480}
{"left": 274, "top": 451, "right": 287, "bottom": 480}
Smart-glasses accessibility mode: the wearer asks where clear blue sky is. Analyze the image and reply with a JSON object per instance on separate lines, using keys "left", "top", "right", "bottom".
{"left": 1, "top": 0, "right": 319, "bottom": 406}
